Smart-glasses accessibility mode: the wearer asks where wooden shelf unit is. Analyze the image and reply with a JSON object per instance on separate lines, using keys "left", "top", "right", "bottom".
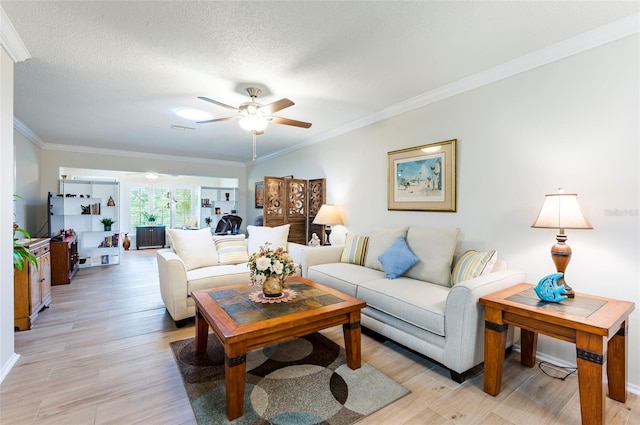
{"left": 14, "top": 238, "right": 52, "bottom": 331}
{"left": 50, "top": 235, "right": 79, "bottom": 285}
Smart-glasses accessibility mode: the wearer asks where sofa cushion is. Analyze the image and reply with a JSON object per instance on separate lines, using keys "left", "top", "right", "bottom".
{"left": 340, "top": 233, "right": 369, "bottom": 265}
{"left": 378, "top": 236, "right": 419, "bottom": 279}
{"left": 451, "top": 249, "right": 497, "bottom": 285}
{"left": 247, "top": 224, "right": 290, "bottom": 257}
{"left": 364, "top": 227, "right": 409, "bottom": 271}
{"left": 167, "top": 228, "right": 218, "bottom": 271}
{"left": 308, "top": 263, "right": 386, "bottom": 297}
{"left": 404, "top": 227, "right": 460, "bottom": 287}
{"left": 186, "top": 263, "right": 250, "bottom": 293}
{"left": 213, "top": 234, "right": 249, "bottom": 265}
{"left": 356, "top": 278, "right": 449, "bottom": 337}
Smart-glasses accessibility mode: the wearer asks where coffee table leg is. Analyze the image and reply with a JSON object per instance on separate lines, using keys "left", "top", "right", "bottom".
{"left": 576, "top": 331, "right": 606, "bottom": 425}
{"left": 343, "top": 312, "right": 362, "bottom": 369}
{"left": 607, "top": 322, "right": 628, "bottom": 402}
{"left": 224, "top": 342, "right": 248, "bottom": 420}
{"left": 483, "top": 307, "right": 507, "bottom": 396}
{"left": 195, "top": 308, "right": 208, "bottom": 353}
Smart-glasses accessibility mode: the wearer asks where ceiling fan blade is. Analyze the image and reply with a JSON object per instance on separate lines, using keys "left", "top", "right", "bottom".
{"left": 195, "top": 116, "right": 239, "bottom": 124}
{"left": 197, "top": 96, "right": 238, "bottom": 111}
{"left": 260, "top": 98, "right": 294, "bottom": 114}
{"left": 270, "top": 116, "right": 312, "bottom": 128}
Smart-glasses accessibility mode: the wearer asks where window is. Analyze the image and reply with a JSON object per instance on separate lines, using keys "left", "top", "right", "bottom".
{"left": 129, "top": 186, "right": 196, "bottom": 228}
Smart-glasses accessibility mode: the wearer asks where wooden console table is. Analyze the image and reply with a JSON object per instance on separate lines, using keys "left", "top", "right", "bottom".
{"left": 480, "top": 283, "right": 635, "bottom": 425}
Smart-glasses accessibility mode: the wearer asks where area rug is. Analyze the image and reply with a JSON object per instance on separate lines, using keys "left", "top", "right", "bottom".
{"left": 170, "top": 332, "right": 410, "bottom": 425}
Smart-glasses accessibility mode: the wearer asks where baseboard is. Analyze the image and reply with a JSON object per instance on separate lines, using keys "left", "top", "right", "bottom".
{"left": 0, "top": 353, "right": 20, "bottom": 384}
{"left": 513, "top": 344, "right": 639, "bottom": 396}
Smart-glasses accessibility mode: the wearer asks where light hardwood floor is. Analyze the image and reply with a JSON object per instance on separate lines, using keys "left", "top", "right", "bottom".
{"left": 2, "top": 249, "right": 638, "bottom": 424}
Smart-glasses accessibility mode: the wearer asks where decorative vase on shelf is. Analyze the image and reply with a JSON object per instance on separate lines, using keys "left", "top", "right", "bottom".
{"left": 262, "top": 275, "right": 284, "bottom": 298}
{"left": 225, "top": 192, "right": 230, "bottom": 201}
{"left": 122, "top": 233, "right": 131, "bottom": 251}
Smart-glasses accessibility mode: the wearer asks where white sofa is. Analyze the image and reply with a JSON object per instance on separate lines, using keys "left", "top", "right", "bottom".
{"left": 157, "top": 225, "right": 303, "bottom": 327}
{"left": 297, "top": 226, "right": 526, "bottom": 382}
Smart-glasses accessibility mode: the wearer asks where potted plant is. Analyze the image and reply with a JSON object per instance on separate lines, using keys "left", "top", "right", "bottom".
{"left": 100, "top": 217, "right": 115, "bottom": 231}
{"left": 204, "top": 216, "right": 212, "bottom": 227}
{"left": 143, "top": 212, "right": 158, "bottom": 225}
{"left": 13, "top": 194, "right": 37, "bottom": 271}
{"left": 14, "top": 226, "right": 38, "bottom": 271}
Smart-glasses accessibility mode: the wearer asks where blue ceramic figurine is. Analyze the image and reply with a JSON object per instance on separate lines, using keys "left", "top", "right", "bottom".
{"left": 534, "top": 272, "right": 568, "bottom": 303}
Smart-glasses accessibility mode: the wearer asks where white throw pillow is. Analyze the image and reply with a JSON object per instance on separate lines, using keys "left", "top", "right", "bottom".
{"left": 246, "top": 224, "right": 290, "bottom": 256}
{"left": 404, "top": 227, "right": 460, "bottom": 287}
{"left": 167, "top": 228, "right": 218, "bottom": 271}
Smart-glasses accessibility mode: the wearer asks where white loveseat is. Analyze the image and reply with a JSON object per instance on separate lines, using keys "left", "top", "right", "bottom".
{"left": 297, "top": 226, "right": 526, "bottom": 382}
{"left": 157, "top": 225, "right": 303, "bottom": 327}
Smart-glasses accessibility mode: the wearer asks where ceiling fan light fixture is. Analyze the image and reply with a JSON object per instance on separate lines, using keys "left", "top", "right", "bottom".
{"left": 239, "top": 115, "right": 268, "bottom": 132}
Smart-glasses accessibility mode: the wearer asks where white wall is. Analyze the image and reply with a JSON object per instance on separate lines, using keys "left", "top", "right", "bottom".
{"left": 0, "top": 45, "right": 17, "bottom": 382}
{"left": 248, "top": 35, "right": 640, "bottom": 389}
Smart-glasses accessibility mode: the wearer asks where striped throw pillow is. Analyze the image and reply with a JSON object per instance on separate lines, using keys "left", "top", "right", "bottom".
{"left": 213, "top": 235, "right": 249, "bottom": 265}
{"left": 340, "top": 234, "right": 369, "bottom": 266}
{"left": 451, "top": 249, "right": 497, "bottom": 285}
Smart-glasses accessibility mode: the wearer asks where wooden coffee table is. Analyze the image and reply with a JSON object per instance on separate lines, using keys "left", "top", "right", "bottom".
{"left": 480, "top": 283, "right": 635, "bottom": 425}
{"left": 191, "top": 276, "right": 366, "bottom": 420}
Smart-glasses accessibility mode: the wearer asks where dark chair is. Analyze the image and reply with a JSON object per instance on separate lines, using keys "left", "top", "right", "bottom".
{"left": 214, "top": 215, "right": 242, "bottom": 235}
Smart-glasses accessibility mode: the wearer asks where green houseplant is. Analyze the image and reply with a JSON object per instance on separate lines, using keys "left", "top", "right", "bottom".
{"left": 14, "top": 226, "right": 38, "bottom": 271}
{"left": 143, "top": 212, "right": 158, "bottom": 224}
{"left": 100, "top": 217, "right": 116, "bottom": 231}
{"left": 13, "top": 195, "right": 37, "bottom": 271}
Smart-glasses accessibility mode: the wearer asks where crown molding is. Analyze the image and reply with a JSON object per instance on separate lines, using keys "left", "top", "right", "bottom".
{"left": 269, "top": 12, "right": 640, "bottom": 161}
{"left": 14, "top": 117, "right": 45, "bottom": 147}
{"left": 0, "top": 6, "right": 30, "bottom": 62}
{"left": 43, "top": 143, "right": 247, "bottom": 168}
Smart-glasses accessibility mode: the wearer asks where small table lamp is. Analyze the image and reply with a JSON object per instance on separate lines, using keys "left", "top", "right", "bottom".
{"left": 312, "top": 204, "right": 343, "bottom": 246}
{"left": 531, "top": 188, "right": 593, "bottom": 298}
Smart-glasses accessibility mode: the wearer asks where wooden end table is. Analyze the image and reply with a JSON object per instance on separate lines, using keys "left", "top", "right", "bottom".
{"left": 191, "top": 276, "right": 366, "bottom": 420}
{"left": 480, "top": 283, "right": 635, "bottom": 425}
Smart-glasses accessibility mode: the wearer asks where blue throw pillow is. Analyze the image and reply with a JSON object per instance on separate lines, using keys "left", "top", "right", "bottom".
{"left": 378, "top": 236, "right": 419, "bottom": 279}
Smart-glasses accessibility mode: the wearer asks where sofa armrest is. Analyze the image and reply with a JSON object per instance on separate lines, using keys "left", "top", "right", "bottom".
{"left": 156, "top": 249, "right": 189, "bottom": 322}
{"left": 294, "top": 244, "right": 344, "bottom": 277}
{"left": 443, "top": 269, "right": 527, "bottom": 373}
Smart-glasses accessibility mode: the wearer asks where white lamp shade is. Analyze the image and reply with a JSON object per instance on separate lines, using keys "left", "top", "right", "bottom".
{"left": 532, "top": 193, "right": 593, "bottom": 230}
{"left": 313, "top": 204, "right": 343, "bottom": 226}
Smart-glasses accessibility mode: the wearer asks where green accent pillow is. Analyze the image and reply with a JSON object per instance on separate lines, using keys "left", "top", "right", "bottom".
{"left": 451, "top": 249, "right": 497, "bottom": 285}
{"left": 340, "top": 234, "right": 369, "bottom": 265}
{"left": 377, "top": 236, "right": 419, "bottom": 280}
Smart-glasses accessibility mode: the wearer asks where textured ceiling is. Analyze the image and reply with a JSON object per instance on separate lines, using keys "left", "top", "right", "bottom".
{"left": 2, "top": 1, "right": 638, "bottom": 164}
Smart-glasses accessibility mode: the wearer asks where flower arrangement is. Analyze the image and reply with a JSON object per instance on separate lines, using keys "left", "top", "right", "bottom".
{"left": 248, "top": 243, "right": 296, "bottom": 285}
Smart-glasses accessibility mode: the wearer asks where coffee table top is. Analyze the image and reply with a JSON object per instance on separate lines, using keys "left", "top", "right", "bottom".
{"left": 191, "top": 276, "right": 366, "bottom": 344}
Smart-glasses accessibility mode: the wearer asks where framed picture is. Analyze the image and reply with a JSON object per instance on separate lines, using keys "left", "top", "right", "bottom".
{"left": 255, "top": 181, "right": 264, "bottom": 209}
{"left": 387, "top": 139, "right": 457, "bottom": 212}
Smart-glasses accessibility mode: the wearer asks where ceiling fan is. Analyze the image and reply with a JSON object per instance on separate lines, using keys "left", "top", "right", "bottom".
{"left": 196, "top": 87, "right": 312, "bottom": 133}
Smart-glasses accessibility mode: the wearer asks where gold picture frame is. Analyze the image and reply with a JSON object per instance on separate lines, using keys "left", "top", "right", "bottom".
{"left": 387, "top": 139, "right": 457, "bottom": 212}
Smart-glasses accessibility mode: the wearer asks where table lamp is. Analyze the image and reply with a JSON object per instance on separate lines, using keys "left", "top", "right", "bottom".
{"left": 312, "top": 204, "right": 343, "bottom": 246}
{"left": 531, "top": 188, "right": 592, "bottom": 298}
